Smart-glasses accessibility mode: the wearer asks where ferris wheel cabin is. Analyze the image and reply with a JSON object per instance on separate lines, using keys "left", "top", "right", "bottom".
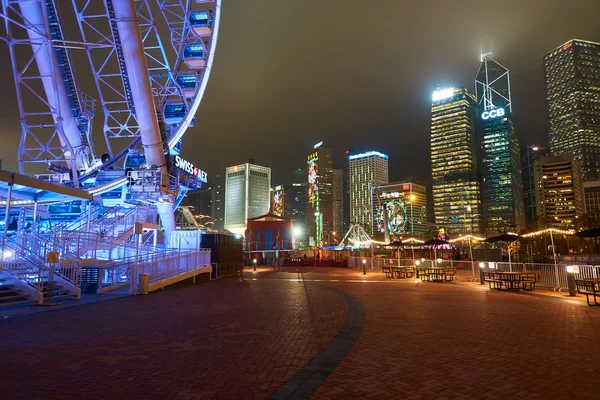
{"left": 183, "top": 43, "right": 207, "bottom": 69}
{"left": 164, "top": 101, "right": 187, "bottom": 125}
{"left": 190, "top": 10, "right": 213, "bottom": 37}
{"left": 176, "top": 73, "right": 199, "bottom": 98}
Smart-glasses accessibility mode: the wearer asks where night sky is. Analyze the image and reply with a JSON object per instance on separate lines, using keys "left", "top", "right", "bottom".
{"left": 1, "top": 0, "right": 599, "bottom": 186}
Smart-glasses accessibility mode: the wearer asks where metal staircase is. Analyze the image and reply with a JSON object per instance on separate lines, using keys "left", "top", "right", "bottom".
{"left": 0, "top": 237, "right": 81, "bottom": 306}
{"left": 105, "top": 0, "right": 136, "bottom": 114}
{"left": 46, "top": 0, "right": 92, "bottom": 147}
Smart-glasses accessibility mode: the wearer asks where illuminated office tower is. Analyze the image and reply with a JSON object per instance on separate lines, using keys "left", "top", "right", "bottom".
{"left": 544, "top": 39, "right": 600, "bottom": 181}
{"left": 372, "top": 182, "right": 428, "bottom": 239}
{"left": 476, "top": 54, "right": 525, "bottom": 233}
{"left": 349, "top": 151, "right": 389, "bottom": 234}
{"left": 224, "top": 163, "right": 271, "bottom": 235}
{"left": 307, "top": 142, "right": 334, "bottom": 246}
{"left": 431, "top": 87, "right": 482, "bottom": 235}
{"left": 534, "top": 154, "right": 583, "bottom": 228}
{"left": 283, "top": 183, "right": 308, "bottom": 239}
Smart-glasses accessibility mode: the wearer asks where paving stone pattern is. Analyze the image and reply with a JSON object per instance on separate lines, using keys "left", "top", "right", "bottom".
{"left": 312, "top": 281, "right": 600, "bottom": 399}
{"left": 0, "top": 279, "right": 347, "bottom": 399}
{"left": 3, "top": 267, "right": 600, "bottom": 399}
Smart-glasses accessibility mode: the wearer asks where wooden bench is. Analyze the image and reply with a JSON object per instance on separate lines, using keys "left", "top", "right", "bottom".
{"left": 519, "top": 272, "right": 538, "bottom": 291}
{"left": 395, "top": 267, "right": 415, "bottom": 279}
{"left": 442, "top": 267, "right": 456, "bottom": 282}
{"left": 575, "top": 280, "right": 600, "bottom": 306}
{"left": 381, "top": 266, "right": 394, "bottom": 278}
{"left": 483, "top": 271, "right": 499, "bottom": 289}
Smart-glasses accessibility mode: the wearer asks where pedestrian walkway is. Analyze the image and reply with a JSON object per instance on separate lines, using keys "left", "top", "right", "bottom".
{"left": 1, "top": 267, "right": 599, "bottom": 399}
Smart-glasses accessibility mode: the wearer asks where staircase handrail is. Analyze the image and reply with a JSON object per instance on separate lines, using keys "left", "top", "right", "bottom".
{"left": 0, "top": 242, "right": 44, "bottom": 292}
{"left": 10, "top": 233, "right": 82, "bottom": 287}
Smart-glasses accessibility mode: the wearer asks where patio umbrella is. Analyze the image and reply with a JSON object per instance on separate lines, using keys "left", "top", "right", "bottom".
{"left": 575, "top": 227, "right": 600, "bottom": 238}
{"left": 424, "top": 239, "right": 452, "bottom": 264}
{"left": 484, "top": 234, "right": 522, "bottom": 271}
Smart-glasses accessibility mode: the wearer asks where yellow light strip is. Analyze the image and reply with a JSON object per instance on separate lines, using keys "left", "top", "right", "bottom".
{"left": 522, "top": 228, "right": 575, "bottom": 238}
{"left": 401, "top": 237, "right": 425, "bottom": 244}
{"left": 448, "top": 235, "right": 486, "bottom": 243}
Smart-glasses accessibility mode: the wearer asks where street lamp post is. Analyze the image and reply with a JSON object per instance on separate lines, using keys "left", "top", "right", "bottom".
{"left": 362, "top": 258, "right": 367, "bottom": 275}
{"left": 465, "top": 205, "right": 475, "bottom": 281}
{"left": 253, "top": 258, "right": 257, "bottom": 271}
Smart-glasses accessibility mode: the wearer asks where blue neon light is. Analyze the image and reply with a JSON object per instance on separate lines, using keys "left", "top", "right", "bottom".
{"left": 348, "top": 151, "right": 389, "bottom": 160}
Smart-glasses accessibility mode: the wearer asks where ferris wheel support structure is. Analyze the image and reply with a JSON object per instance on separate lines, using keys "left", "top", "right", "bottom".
{"left": 111, "top": 0, "right": 174, "bottom": 232}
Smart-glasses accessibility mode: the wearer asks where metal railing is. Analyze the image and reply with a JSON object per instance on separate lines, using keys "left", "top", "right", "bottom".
{"left": 346, "top": 256, "right": 600, "bottom": 291}
{"left": 137, "top": 248, "right": 211, "bottom": 284}
{"left": 9, "top": 233, "right": 82, "bottom": 288}
{"left": 1, "top": 242, "right": 44, "bottom": 293}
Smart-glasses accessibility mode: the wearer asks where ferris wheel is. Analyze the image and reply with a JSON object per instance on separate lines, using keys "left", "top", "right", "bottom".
{"left": 0, "top": 0, "right": 221, "bottom": 230}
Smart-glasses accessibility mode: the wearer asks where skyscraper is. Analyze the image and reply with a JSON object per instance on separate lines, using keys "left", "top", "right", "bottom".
{"left": 476, "top": 54, "right": 525, "bottom": 233}
{"left": 430, "top": 87, "right": 482, "bottom": 235}
{"left": 544, "top": 39, "right": 600, "bottom": 181}
{"left": 332, "top": 169, "right": 344, "bottom": 241}
{"left": 348, "top": 151, "right": 389, "bottom": 234}
{"left": 283, "top": 183, "right": 307, "bottom": 239}
{"left": 224, "top": 163, "right": 271, "bottom": 235}
{"left": 307, "top": 142, "right": 334, "bottom": 246}
{"left": 535, "top": 154, "right": 583, "bottom": 228}
{"left": 521, "top": 145, "right": 546, "bottom": 229}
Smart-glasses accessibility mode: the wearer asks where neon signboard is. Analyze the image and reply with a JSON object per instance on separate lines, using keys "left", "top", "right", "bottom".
{"left": 481, "top": 108, "right": 506, "bottom": 120}
{"left": 313, "top": 141, "right": 323, "bottom": 149}
{"left": 272, "top": 186, "right": 284, "bottom": 216}
{"left": 174, "top": 155, "right": 207, "bottom": 183}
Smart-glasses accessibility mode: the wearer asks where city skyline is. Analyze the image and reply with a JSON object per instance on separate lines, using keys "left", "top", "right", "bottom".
{"left": 0, "top": 2, "right": 598, "bottom": 188}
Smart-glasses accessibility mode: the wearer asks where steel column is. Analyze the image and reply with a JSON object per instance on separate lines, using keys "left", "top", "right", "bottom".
{"left": 18, "top": 1, "right": 87, "bottom": 172}
{"left": 111, "top": 0, "right": 175, "bottom": 233}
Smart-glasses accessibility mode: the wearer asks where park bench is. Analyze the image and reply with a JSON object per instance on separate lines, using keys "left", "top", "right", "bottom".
{"left": 442, "top": 267, "right": 456, "bottom": 282}
{"left": 395, "top": 266, "right": 415, "bottom": 279}
{"left": 483, "top": 271, "right": 499, "bottom": 289}
{"left": 382, "top": 266, "right": 394, "bottom": 278}
{"left": 519, "top": 272, "right": 538, "bottom": 291}
{"left": 575, "top": 280, "right": 600, "bottom": 306}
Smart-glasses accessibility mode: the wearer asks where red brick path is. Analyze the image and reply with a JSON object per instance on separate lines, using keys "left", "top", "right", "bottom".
{"left": 0, "top": 279, "right": 347, "bottom": 399}
{"left": 2, "top": 268, "right": 600, "bottom": 399}
{"left": 312, "top": 281, "right": 600, "bottom": 399}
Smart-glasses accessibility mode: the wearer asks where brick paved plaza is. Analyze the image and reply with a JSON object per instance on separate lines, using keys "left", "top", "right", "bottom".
{"left": 2, "top": 266, "right": 600, "bottom": 399}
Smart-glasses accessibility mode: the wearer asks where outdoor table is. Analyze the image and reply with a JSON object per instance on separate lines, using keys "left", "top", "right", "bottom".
{"left": 422, "top": 267, "right": 445, "bottom": 282}
{"left": 494, "top": 271, "right": 522, "bottom": 291}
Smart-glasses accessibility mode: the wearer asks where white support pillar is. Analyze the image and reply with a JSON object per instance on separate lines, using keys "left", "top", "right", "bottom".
{"left": 111, "top": 0, "right": 175, "bottom": 235}
{"left": 18, "top": 1, "right": 88, "bottom": 174}
{"left": 32, "top": 201, "right": 38, "bottom": 233}
{"left": 2, "top": 183, "right": 13, "bottom": 268}
{"left": 86, "top": 200, "right": 92, "bottom": 232}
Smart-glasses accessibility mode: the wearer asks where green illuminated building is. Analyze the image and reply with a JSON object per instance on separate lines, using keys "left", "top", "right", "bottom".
{"left": 476, "top": 54, "right": 525, "bottom": 233}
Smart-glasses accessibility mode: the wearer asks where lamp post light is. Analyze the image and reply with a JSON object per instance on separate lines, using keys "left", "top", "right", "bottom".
{"left": 479, "top": 262, "right": 485, "bottom": 285}
{"left": 566, "top": 265, "right": 577, "bottom": 296}
{"left": 362, "top": 258, "right": 367, "bottom": 275}
{"left": 253, "top": 258, "right": 257, "bottom": 271}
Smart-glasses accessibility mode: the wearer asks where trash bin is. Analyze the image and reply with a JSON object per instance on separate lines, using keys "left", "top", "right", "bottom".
{"left": 139, "top": 273, "right": 149, "bottom": 295}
